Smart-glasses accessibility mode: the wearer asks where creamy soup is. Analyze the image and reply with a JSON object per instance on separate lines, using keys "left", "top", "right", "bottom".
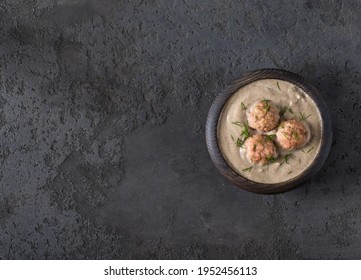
{"left": 217, "top": 79, "right": 322, "bottom": 184}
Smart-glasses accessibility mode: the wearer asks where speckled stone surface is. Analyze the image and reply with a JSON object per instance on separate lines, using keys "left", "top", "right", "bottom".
{"left": 0, "top": 0, "right": 360, "bottom": 259}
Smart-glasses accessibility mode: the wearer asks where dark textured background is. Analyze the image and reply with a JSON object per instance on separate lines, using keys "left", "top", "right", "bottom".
{"left": 0, "top": 0, "right": 360, "bottom": 259}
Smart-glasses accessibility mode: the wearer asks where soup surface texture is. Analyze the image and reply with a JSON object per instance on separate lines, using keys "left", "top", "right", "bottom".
{"left": 217, "top": 79, "right": 322, "bottom": 184}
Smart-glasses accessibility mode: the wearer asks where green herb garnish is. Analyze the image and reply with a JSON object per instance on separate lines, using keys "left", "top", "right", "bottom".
{"left": 288, "top": 171, "right": 293, "bottom": 174}
{"left": 233, "top": 121, "right": 250, "bottom": 148}
{"left": 288, "top": 108, "right": 294, "bottom": 114}
{"left": 291, "top": 130, "right": 300, "bottom": 141}
{"left": 242, "top": 166, "right": 253, "bottom": 172}
{"left": 284, "top": 153, "right": 292, "bottom": 163}
{"left": 266, "top": 134, "right": 276, "bottom": 141}
{"left": 241, "top": 121, "right": 250, "bottom": 138}
{"left": 277, "top": 81, "right": 281, "bottom": 90}
{"left": 299, "top": 112, "right": 311, "bottom": 121}
{"left": 263, "top": 100, "right": 271, "bottom": 113}
{"left": 241, "top": 102, "right": 247, "bottom": 110}
{"left": 231, "top": 121, "right": 243, "bottom": 127}
{"left": 281, "top": 131, "right": 290, "bottom": 140}
{"left": 280, "top": 153, "right": 293, "bottom": 166}
{"left": 266, "top": 155, "right": 278, "bottom": 163}
{"left": 307, "top": 146, "right": 314, "bottom": 153}
{"left": 236, "top": 138, "right": 244, "bottom": 147}
{"left": 253, "top": 144, "right": 257, "bottom": 151}
{"left": 231, "top": 135, "right": 234, "bottom": 141}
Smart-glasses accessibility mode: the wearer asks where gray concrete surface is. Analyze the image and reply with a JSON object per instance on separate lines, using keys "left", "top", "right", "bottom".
{"left": 0, "top": 0, "right": 360, "bottom": 259}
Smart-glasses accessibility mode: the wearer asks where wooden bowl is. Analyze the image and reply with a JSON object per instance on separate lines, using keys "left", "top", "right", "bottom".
{"left": 205, "top": 69, "right": 332, "bottom": 194}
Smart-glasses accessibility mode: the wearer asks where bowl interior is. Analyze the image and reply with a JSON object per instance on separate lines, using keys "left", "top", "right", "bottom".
{"left": 205, "top": 69, "right": 332, "bottom": 194}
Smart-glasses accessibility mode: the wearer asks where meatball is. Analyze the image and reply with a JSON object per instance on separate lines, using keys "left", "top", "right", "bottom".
{"left": 247, "top": 100, "right": 280, "bottom": 132}
{"left": 244, "top": 135, "right": 278, "bottom": 165}
{"left": 276, "top": 119, "right": 309, "bottom": 150}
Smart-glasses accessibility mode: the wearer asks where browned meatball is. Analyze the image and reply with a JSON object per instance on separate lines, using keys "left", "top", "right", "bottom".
{"left": 244, "top": 135, "right": 278, "bottom": 165}
{"left": 247, "top": 100, "right": 280, "bottom": 132}
{"left": 276, "top": 119, "right": 309, "bottom": 150}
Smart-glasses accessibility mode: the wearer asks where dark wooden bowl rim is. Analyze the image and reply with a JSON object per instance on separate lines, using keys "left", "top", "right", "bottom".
{"left": 205, "top": 68, "right": 333, "bottom": 194}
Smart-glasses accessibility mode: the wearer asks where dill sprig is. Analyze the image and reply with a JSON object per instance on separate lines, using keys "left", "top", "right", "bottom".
{"left": 288, "top": 108, "right": 294, "bottom": 114}
{"left": 280, "top": 153, "right": 293, "bottom": 166}
{"left": 265, "top": 134, "right": 276, "bottom": 141}
{"left": 291, "top": 130, "right": 300, "bottom": 141}
{"left": 277, "top": 81, "right": 281, "bottom": 90}
{"left": 242, "top": 166, "right": 253, "bottom": 172}
{"left": 288, "top": 171, "right": 293, "bottom": 174}
{"left": 266, "top": 155, "right": 278, "bottom": 163}
{"left": 263, "top": 99, "right": 271, "bottom": 113}
{"left": 231, "top": 121, "right": 243, "bottom": 127}
{"left": 233, "top": 121, "right": 251, "bottom": 147}
{"left": 236, "top": 138, "right": 244, "bottom": 147}
{"left": 284, "top": 153, "right": 292, "bottom": 163}
{"left": 241, "top": 121, "right": 250, "bottom": 138}
{"left": 307, "top": 146, "right": 314, "bottom": 153}
{"left": 299, "top": 112, "right": 311, "bottom": 121}
{"left": 281, "top": 131, "right": 290, "bottom": 140}
{"left": 241, "top": 102, "right": 247, "bottom": 110}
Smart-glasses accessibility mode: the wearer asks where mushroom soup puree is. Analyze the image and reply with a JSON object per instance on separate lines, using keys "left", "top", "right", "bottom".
{"left": 217, "top": 79, "right": 322, "bottom": 184}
